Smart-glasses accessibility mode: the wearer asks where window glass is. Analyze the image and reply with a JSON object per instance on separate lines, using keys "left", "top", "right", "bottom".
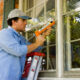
{"left": 70, "top": 13, "right": 80, "bottom": 40}
{"left": 41, "top": 48, "right": 47, "bottom": 70}
{"left": 49, "top": 46, "right": 56, "bottom": 69}
{"left": 67, "top": 0, "right": 80, "bottom": 11}
{"left": 26, "top": 0, "right": 34, "bottom": 10}
{"left": 45, "top": 0, "right": 56, "bottom": 70}
{"left": 25, "top": 0, "right": 56, "bottom": 71}
{"left": 41, "top": 46, "right": 56, "bottom": 70}
{"left": 63, "top": 12, "right": 80, "bottom": 69}
{"left": 71, "top": 41, "right": 80, "bottom": 68}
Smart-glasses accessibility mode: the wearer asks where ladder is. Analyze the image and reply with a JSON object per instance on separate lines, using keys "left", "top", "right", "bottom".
{"left": 22, "top": 52, "right": 45, "bottom": 80}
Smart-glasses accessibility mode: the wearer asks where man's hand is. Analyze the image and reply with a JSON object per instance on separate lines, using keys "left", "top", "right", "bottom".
{"left": 27, "top": 35, "right": 46, "bottom": 53}
{"left": 42, "top": 27, "right": 52, "bottom": 37}
{"left": 36, "top": 35, "right": 46, "bottom": 46}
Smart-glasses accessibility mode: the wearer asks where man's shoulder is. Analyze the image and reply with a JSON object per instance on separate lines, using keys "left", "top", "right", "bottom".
{"left": 0, "top": 28, "right": 9, "bottom": 34}
{"left": 0, "top": 28, "right": 6, "bottom": 33}
{"left": 0, "top": 28, "right": 13, "bottom": 42}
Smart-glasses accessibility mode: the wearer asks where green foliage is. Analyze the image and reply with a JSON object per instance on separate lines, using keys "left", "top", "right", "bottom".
{"left": 64, "top": 12, "right": 80, "bottom": 68}
{"left": 49, "top": 27, "right": 56, "bottom": 44}
{"left": 70, "top": 14, "right": 80, "bottom": 40}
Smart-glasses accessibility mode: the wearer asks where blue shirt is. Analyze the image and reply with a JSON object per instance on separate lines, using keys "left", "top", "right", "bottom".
{"left": 0, "top": 27, "right": 42, "bottom": 80}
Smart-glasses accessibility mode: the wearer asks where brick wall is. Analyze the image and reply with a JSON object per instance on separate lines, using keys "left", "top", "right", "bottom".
{"left": 0, "top": 0, "right": 3, "bottom": 30}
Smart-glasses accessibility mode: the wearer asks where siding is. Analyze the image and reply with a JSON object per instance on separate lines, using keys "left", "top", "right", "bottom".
{"left": 3, "top": 0, "right": 15, "bottom": 28}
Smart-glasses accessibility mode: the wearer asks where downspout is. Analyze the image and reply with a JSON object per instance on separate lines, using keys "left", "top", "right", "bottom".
{"left": 56, "top": 0, "right": 64, "bottom": 78}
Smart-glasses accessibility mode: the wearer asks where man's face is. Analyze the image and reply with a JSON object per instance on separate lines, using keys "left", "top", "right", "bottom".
{"left": 12, "top": 18, "right": 27, "bottom": 32}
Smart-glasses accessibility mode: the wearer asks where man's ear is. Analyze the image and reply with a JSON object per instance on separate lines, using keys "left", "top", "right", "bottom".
{"left": 12, "top": 20, "right": 15, "bottom": 24}
{"left": 12, "top": 20, "right": 17, "bottom": 25}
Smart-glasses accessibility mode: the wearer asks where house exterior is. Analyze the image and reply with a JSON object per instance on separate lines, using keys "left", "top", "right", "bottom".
{"left": 1, "top": 0, "right": 80, "bottom": 79}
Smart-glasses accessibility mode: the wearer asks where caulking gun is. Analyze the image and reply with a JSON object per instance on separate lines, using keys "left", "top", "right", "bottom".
{"left": 28, "top": 20, "right": 55, "bottom": 41}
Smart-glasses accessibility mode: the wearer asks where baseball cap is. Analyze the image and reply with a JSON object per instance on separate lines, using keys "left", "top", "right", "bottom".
{"left": 7, "top": 9, "right": 32, "bottom": 20}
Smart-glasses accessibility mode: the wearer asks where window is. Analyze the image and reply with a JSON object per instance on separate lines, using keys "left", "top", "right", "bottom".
{"left": 63, "top": 0, "right": 80, "bottom": 77}
{"left": 21, "top": 0, "right": 80, "bottom": 78}
{"left": 23, "top": 0, "right": 56, "bottom": 77}
{"left": 67, "top": 0, "right": 80, "bottom": 11}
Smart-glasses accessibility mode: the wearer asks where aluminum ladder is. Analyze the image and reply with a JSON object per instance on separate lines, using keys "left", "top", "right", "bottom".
{"left": 22, "top": 52, "right": 45, "bottom": 80}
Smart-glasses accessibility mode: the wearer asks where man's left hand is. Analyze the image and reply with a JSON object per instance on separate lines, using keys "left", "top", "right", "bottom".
{"left": 42, "top": 27, "right": 52, "bottom": 37}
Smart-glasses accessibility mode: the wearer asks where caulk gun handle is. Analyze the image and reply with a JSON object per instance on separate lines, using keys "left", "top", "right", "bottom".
{"left": 35, "top": 30, "right": 41, "bottom": 37}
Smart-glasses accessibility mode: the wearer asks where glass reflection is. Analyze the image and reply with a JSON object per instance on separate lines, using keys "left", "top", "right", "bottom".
{"left": 67, "top": 0, "right": 80, "bottom": 11}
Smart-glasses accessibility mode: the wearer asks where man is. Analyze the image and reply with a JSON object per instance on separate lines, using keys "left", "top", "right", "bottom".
{"left": 0, "top": 9, "right": 51, "bottom": 80}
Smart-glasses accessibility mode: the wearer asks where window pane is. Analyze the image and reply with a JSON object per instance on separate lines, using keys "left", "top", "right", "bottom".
{"left": 41, "top": 46, "right": 56, "bottom": 70}
{"left": 49, "top": 46, "right": 56, "bottom": 69}
{"left": 49, "top": 28, "right": 56, "bottom": 44}
{"left": 41, "top": 48, "right": 47, "bottom": 70}
{"left": 46, "top": 0, "right": 55, "bottom": 19}
{"left": 71, "top": 41, "right": 80, "bottom": 68}
{"left": 26, "top": 0, "right": 34, "bottom": 10}
{"left": 64, "top": 13, "right": 80, "bottom": 40}
{"left": 25, "top": 0, "right": 56, "bottom": 71}
{"left": 66, "top": 0, "right": 80, "bottom": 11}
{"left": 71, "top": 13, "right": 80, "bottom": 40}
{"left": 63, "top": 12, "right": 80, "bottom": 69}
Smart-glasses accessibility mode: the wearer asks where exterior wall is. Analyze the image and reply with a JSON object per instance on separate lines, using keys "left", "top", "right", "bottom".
{"left": 3, "top": 0, "right": 15, "bottom": 28}
{"left": 3, "top": 0, "right": 19, "bottom": 28}
{"left": 0, "top": 0, "right": 3, "bottom": 30}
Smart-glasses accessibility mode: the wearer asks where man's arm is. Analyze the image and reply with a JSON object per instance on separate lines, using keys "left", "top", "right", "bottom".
{"left": 27, "top": 27, "right": 52, "bottom": 53}
{"left": 27, "top": 35, "right": 45, "bottom": 53}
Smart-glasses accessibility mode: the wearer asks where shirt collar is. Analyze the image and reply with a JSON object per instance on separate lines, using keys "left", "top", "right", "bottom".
{"left": 8, "top": 26, "right": 21, "bottom": 37}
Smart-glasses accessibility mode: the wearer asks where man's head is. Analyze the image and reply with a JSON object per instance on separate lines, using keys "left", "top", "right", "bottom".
{"left": 7, "top": 9, "right": 31, "bottom": 32}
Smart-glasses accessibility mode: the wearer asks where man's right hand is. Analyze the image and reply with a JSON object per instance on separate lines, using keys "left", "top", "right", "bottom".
{"left": 35, "top": 35, "right": 46, "bottom": 46}
{"left": 27, "top": 35, "right": 46, "bottom": 53}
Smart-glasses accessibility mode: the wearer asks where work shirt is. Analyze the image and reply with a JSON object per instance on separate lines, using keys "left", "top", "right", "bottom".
{"left": 0, "top": 27, "right": 42, "bottom": 80}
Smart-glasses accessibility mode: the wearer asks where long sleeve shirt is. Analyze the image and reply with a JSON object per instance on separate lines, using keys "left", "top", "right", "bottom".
{"left": 0, "top": 27, "right": 42, "bottom": 80}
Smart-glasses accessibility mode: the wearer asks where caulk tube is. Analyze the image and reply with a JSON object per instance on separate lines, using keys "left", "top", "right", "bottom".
{"left": 35, "top": 21, "right": 55, "bottom": 37}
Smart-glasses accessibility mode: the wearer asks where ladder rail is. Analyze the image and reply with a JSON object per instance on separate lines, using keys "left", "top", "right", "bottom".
{"left": 22, "top": 52, "right": 45, "bottom": 80}
{"left": 27, "top": 56, "right": 39, "bottom": 80}
{"left": 34, "top": 56, "right": 42, "bottom": 80}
